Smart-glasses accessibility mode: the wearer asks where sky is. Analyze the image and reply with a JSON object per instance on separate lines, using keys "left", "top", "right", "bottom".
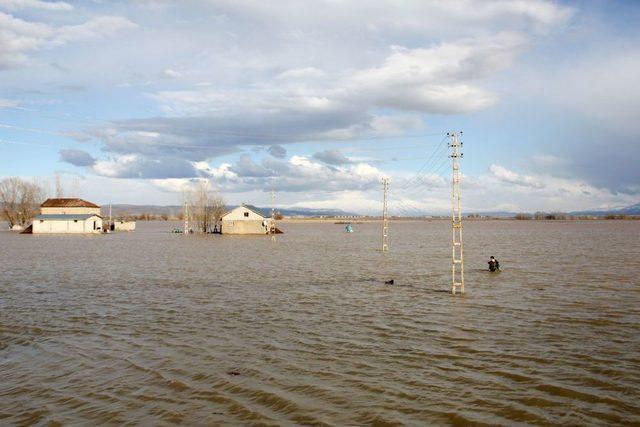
{"left": 1, "top": 0, "right": 639, "bottom": 214}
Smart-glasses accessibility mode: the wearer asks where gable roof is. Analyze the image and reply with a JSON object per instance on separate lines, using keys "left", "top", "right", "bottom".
{"left": 41, "top": 198, "right": 100, "bottom": 208}
{"left": 242, "top": 204, "right": 270, "bottom": 218}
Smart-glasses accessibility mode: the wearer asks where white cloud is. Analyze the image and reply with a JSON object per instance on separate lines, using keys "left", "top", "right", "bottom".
{"left": 160, "top": 68, "right": 182, "bottom": 78}
{"left": 278, "top": 67, "right": 326, "bottom": 80}
{"left": 0, "top": 11, "right": 136, "bottom": 69}
{"left": 345, "top": 32, "right": 528, "bottom": 113}
{"left": 0, "top": 97, "right": 19, "bottom": 107}
{"left": 52, "top": 16, "right": 138, "bottom": 45}
{"left": 289, "top": 191, "right": 381, "bottom": 214}
{"left": 489, "top": 164, "right": 544, "bottom": 189}
{"left": 0, "top": 0, "right": 72, "bottom": 11}
{"left": 91, "top": 154, "right": 197, "bottom": 179}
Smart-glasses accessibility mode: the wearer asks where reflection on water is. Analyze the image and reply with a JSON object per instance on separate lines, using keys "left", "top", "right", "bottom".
{"left": 1, "top": 220, "right": 639, "bottom": 424}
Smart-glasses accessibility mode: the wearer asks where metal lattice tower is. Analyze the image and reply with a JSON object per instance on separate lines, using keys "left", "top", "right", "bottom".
{"left": 449, "top": 131, "right": 465, "bottom": 295}
{"left": 382, "top": 177, "right": 389, "bottom": 252}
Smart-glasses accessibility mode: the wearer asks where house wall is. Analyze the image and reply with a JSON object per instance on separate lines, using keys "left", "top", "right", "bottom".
{"left": 221, "top": 219, "right": 270, "bottom": 235}
{"left": 32, "top": 217, "right": 103, "bottom": 234}
{"left": 40, "top": 207, "right": 101, "bottom": 215}
{"left": 223, "top": 206, "right": 265, "bottom": 221}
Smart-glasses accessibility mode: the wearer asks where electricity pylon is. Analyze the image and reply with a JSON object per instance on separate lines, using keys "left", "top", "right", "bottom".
{"left": 382, "top": 177, "right": 389, "bottom": 252}
{"left": 448, "top": 131, "right": 464, "bottom": 295}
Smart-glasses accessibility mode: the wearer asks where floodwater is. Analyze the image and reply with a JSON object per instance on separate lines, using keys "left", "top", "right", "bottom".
{"left": 1, "top": 220, "right": 639, "bottom": 425}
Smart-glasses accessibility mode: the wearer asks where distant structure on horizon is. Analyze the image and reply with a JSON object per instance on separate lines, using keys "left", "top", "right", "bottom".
{"left": 30, "top": 198, "right": 103, "bottom": 234}
{"left": 221, "top": 204, "right": 277, "bottom": 235}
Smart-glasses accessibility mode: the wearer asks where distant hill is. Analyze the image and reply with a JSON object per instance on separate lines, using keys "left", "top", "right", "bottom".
{"left": 570, "top": 202, "right": 640, "bottom": 216}
{"left": 100, "top": 204, "right": 356, "bottom": 218}
{"left": 94, "top": 201, "right": 639, "bottom": 218}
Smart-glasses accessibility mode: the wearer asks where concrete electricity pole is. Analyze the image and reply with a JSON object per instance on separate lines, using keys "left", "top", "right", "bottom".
{"left": 271, "top": 188, "right": 276, "bottom": 239}
{"left": 448, "top": 131, "right": 465, "bottom": 295}
{"left": 382, "top": 177, "right": 389, "bottom": 252}
{"left": 183, "top": 201, "right": 189, "bottom": 235}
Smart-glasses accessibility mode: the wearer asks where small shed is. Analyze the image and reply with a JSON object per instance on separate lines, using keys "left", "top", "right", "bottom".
{"left": 221, "top": 204, "right": 274, "bottom": 235}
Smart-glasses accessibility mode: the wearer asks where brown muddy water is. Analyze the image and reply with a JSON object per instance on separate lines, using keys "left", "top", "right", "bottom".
{"left": 1, "top": 220, "right": 639, "bottom": 425}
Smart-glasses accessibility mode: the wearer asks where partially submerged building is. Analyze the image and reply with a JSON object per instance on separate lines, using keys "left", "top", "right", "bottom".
{"left": 221, "top": 204, "right": 275, "bottom": 235}
{"left": 31, "top": 198, "right": 103, "bottom": 234}
{"left": 109, "top": 220, "right": 136, "bottom": 232}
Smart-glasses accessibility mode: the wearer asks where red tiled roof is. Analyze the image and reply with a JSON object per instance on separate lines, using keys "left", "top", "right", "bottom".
{"left": 40, "top": 198, "right": 100, "bottom": 208}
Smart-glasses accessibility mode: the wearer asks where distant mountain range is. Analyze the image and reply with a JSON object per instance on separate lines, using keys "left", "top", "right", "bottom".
{"left": 100, "top": 204, "right": 357, "bottom": 218}
{"left": 97, "top": 202, "right": 640, "bottom": 218}
{"left": 570, "top": 203, "right": 640, "bottom": 216}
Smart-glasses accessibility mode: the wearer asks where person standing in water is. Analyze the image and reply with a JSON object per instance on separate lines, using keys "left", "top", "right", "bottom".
{"left": 488, "top": 256, "right": 500, "bottom": 272}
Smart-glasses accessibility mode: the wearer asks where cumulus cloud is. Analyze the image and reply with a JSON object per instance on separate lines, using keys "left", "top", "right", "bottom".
{"left": 345, "top": 32, "right": 528, "bottom": 113}
{"left": 312, "top": 149, "right": 351, "bottom": 165}
{"left": 91, "top": 155, "right": 197, "bottom": 179}
{"left": 84, "top": 31, "right": 530, "bottom": 171}
{"left": 145, "top": 155, "right": 385, "bottom": 195}
{"left": 59, "top": 148, "right": 96, "bottom": 166}
{"left": 21, "top": 0, "right": 571, "bottom": 191}
{"left": 0, "top": 11, "right": 136, "bottom": 69}
{"left": 231, "top": 153, "right": 272, "bottom": 177}
{"left": 489, "top": 164, "right": 544, "bottom": 189}
{"left": 267, "top": 145, "right": 287, "bottom": 158}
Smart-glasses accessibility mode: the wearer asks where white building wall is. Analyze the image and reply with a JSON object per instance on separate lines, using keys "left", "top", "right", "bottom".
{"left": 113, "top": 220, "right": 136, "bottom": 231}
{"left": 32, "top": 217, "right": 103, "bottom": 234}
{"left": 40, "top": 207, "right": 101, "bottom": 215}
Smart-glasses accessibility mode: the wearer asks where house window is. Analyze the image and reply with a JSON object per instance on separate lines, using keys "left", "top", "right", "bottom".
{"left": 244, "top": 212, "right": 249, "bottom": 217}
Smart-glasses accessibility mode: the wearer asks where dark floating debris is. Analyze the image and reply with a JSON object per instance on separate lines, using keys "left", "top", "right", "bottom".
{"left": 226, "top": 370, "right": 241, "bottom": 376}
{"left": 384, "top": 279, "right": 394, "bottom": 285}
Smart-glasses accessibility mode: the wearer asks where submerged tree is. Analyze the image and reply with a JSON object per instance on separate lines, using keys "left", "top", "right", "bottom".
{"left": 183, "top": 180, "right": 226, "bottom": 233}
{"left": 0, "top": 177, "right": 47, "bottom": 228}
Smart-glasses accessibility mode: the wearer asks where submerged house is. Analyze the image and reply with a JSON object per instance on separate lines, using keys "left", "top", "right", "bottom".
{"left": 32, "top": 198, "right": 103, "bottom": 234}
{"left": 221, "top": 204, "right": 275, "bottom": 235}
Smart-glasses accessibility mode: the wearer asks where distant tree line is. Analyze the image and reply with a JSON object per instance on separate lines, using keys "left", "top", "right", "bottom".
{"left": 514, "top": 212, "right": 638, "bottom": 220}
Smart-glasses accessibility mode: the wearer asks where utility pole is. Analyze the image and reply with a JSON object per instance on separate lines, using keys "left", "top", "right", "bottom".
{"left": 448, "top": 131, "right": 464, "bottom": 295}
{"left": 109, "top": 203, "right": 112, "bottom": 231}
{"left": 382, "top": 177, "right": 389, "bottom": 252}
{"left": 183, "top": 201, "right": 189, "bottom": 235}
{"left": 55, "top": 174, "right": 63, "bottom": 198}
{"left": 271, "top": 188, "right": 276, "bottom": 238}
